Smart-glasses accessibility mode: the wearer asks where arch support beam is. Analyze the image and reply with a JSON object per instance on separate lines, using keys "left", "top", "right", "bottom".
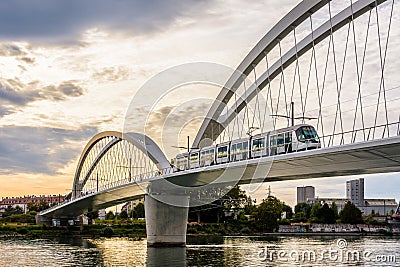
{"left": 72, "top": 131, "right": 170, "bottom": 199}
{"left": 193, "top": 0, "right": 331, "bottom": 147}
{"left": 218, "top": 0, "right": 388, "bottom": 132}
{"left": 193, "top": 0, "right": 387, "bottom": 147}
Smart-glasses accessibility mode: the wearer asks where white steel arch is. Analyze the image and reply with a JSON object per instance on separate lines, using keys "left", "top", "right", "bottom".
{"left": 72, "top": 131, "right": 170, "bottom": 198}
{"left": 193, "top": 0, "right": 388, "bottom": 147}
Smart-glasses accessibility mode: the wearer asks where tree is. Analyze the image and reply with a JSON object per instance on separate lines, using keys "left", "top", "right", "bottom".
{"left": 130, "top": 203, "right": 145, "bottom": 219}
{"left": 222, "top": 185, "right": 247, "bottom": 211}
{"left": 282, "top": 204, "right": 293, "bottom": 219}
{"left": 331, "top": 202, "right": 339, "bottom": 219}
{"left": 3, "top": 205, "right": 24, "bottom": 217}
{"left": 27, "top": 201, "right": 50, "bottom": 212}
{"left": 340, "top": 201, "right": 363, "bottom": 224}
{"left": 105, "top": 211, "right": 115, "bottom": 220}
{"left": 243, "top": 196, "right": 256, "bottom": 215}
{"left": 14, "top": 205, "right": 23, "bottom": 215}
{"left": 119, "top": 210, "right": 128, "bottom": 219}
{"left": 134, "top": 203, "right": 145, "bottom": 218}
{"left": 86, "top": 210, "right": 99, "bottom": 223}
{"left": 253, "top": 196, "right": 283, "bottom": 232}
{"left": 319, "top": 203, "right": 336, "bottom": 224}
{"left": 310, "top": 202, "right": 322, "bottom": 222}
{"left": 294, "top": 203, "right": 311, "bottom": 219}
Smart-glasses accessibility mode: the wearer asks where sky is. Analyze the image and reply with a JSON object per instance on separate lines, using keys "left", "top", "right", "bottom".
{"left": 0, "top": 0, "right": 399, "bottom": 207}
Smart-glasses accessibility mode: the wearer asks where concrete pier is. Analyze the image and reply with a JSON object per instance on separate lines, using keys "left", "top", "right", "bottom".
{"left": 145, "top": 194, "right": 190, "bottom": 247}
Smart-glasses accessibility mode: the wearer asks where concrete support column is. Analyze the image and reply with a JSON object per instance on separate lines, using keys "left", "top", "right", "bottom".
{"left": 145, "top": 194, "right": 189, "bottom": 247}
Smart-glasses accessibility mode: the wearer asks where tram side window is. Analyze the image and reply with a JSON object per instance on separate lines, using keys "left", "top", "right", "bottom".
{"left": 242, "top": 141, "right": 248, "bottom": 159}
{"left": 270, "top": 135, "right": 277, "bottom": 155}
{"left": 236, "top": 143, "right": 242, "bottom": 155}
{"left": 190, "top": 153, "right": 198, "bottom": 162}
{"left": 277, "top": 134, "right": 284, "bottom": 146}
{"left": 231, "top": 144, "right": 237, "bottom": 161}
{"left": 252, "top": 138, "right": 264, "bottom": 152}
{"left": 202, "top": 149, "right": 215, "bottom": 165}
{"left": 217, "top": 146, "right": 228, "bottom": 158}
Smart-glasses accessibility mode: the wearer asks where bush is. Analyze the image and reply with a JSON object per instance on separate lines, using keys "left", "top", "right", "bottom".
{"left": 240, "top": 227, "right": 251, "bottom": 235}
{"left": 102, "top": 227, "right": 114, "bottom": 237}
{"left": 17, "top": 228, "right": 28, "bottom": 235}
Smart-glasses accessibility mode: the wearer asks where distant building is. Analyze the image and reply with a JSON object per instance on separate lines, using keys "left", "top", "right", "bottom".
{"left": 0, "top": 194, "right": 66, "bottom": 216}
{"left": 297, "top": 186, "right": 315, "bottom": 204}
{"left": 98, "top": 209, "right": 106, "bottom": 220}
{"left": 307, "top": 178, "right": 397, "bottom": 216}
{"left": 346, "top": 178, "right": 364, "bottom": 206}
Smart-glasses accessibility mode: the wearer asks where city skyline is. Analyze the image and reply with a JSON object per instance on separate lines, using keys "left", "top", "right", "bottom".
{"left": 0, "top": 0, "right": 399, "bottom": 207}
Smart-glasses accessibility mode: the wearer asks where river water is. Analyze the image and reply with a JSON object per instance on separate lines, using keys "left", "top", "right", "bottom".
{"left": 0, "top": 235, "right": 399, "bottom": 266}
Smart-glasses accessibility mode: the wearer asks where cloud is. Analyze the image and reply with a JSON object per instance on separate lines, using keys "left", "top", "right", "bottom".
{"left": 0, "top": 43, "right": 25, "bottom": 56}
{"left": 0, "top": 125, "right": 98, "bottom": 175}
{"left": 92, "top": 66, "right": 131, "bottom": 82}
{"left": 0, "top": 0, "right": 213, "bottom": 43}
{"left": 0, "top": 79, "right": 85, "bottom": 116}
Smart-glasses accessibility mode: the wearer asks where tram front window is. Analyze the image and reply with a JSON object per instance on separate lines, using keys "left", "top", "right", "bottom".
{"left": 296, "top": 126, "right": 319, "bottom": 142}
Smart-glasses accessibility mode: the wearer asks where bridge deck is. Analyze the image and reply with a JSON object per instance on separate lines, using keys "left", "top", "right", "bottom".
{"left": 41, "top": 136, "right": 400, "bottom": 217}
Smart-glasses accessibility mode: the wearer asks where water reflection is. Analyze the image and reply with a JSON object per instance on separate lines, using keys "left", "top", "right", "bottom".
{"left": 147, "top": 247, "right": 186, "bottom": 267}
{"left": 0, "top": 236, "right": 399, "bottom": 266}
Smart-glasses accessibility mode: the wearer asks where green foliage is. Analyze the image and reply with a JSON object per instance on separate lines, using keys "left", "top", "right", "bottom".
{"left": 222, "top": 185, "right": 247, "bottom": 211}
{"left": 102, "top": 227, "right": 114, "bottom": 237}
{"left": 278, "top": 219, "right": 291, "bottom": 225}
{"left": 252, "top": 196, "right": 283, "bottom": 232}
{"left": 129, "top": 203, "right": 145, "bottom": 219}
{"left": 119, "top": 210, "right": 128, "bottom": 219}
{"left": 292, "top": 211, "right": 307, "bottom": 223}
{"left": 282, "top": 204, "right": 293, "bottom": 219}
{"left": 134, "top": 203, "right": 145, "bottom": 218}
{"left": 105, "top": 211, "right": 115, "bottom": 220}
{"left": 188, "top": 185, "right": 249, "bottom": 223}
{"left": 331, "top": 202, "right": 339, "bottom": 219}
{"left": 243, "top": 196, "right": 256, "bottom": 215}
{"left": 27, "top": 201, "right": 50, "bottom": 212}
{"left": 308, "top": 203, "right": 336, "bottom": 223}
{"left": 294, "top": 203, "right": 311, "bottom": 220}
{"left": 2, "top": 205, "right": 24, "bottom": 217}
{"left": 319, "top": 203, "right": 336, "bottom": 224}
{"left": 340, "top": 201, "right": 363, "bottom": 224}
{"left": 86, "top": 210, "right": 99, "bottom": 220}
{"left": 310, "top": 202, "right": 322, "bottom": 222}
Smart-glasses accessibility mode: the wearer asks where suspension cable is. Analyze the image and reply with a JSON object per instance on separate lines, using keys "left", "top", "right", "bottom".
{"left": 278, "top": 41, "right": 289, "bottom": 126}
{"left": 373, "top": 0, "right": 394, "bottom": 138}
{"left": 351, "top": 5, "right": 371, "bottom": 142}
{"left": 328, "top": 1, "right": 345, "bottom": 146}
{"left": 265, "top": 51, "right": 275, "bottom": 130}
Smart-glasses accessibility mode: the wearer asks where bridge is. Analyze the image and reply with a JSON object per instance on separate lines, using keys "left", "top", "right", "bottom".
{"left": 38, "top": 0, "right": 400, "bottom": 247}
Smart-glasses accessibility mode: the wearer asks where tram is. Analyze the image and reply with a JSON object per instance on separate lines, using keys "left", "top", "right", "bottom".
{"left": 174, "top": 124, "right": 321, "bottom": 171}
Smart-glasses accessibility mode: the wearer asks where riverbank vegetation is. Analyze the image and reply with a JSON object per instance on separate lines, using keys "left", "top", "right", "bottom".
{"left": 0, "top": 185, "right": 397, "bottom": 238}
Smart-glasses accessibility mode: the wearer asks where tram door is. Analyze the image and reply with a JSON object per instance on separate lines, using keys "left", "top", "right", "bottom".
{"left": 285, "top": 132, "right": 293, "bottom": 153}
{"left": 269, "top": 135, "right": 277, "bottom": 155}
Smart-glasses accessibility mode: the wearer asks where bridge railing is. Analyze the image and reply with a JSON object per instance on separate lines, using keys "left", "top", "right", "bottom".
{"left": 320, "top": 121, "right": 400, "bottom": 148}
{"left": 75, "top": 166, "right": 175, "bottom": 198}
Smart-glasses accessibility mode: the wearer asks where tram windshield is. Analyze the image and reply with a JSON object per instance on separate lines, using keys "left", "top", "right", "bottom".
{"left": 296, "top": 126, "right": 319, "bottom": 142}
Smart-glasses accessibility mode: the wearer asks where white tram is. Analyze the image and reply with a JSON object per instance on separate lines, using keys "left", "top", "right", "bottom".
{"left": 174, "top": 124, "right": 320, "bottom": 171}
